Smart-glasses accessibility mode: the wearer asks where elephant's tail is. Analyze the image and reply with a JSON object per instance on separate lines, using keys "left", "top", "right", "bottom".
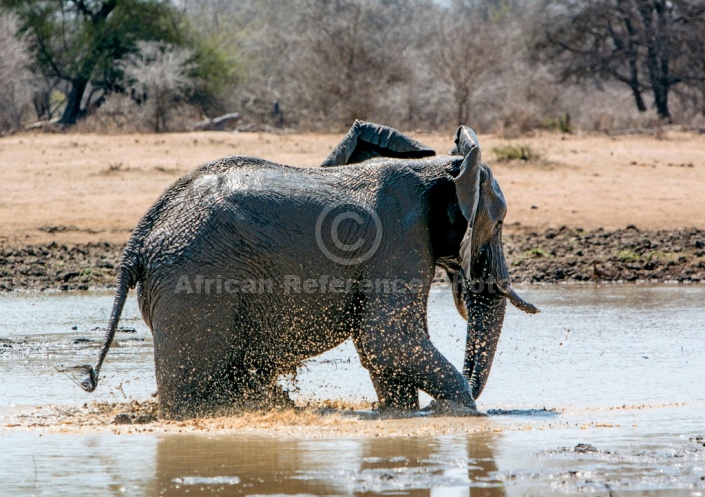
{"left": 77, "top": 265, "right": 136, "bottom": 392}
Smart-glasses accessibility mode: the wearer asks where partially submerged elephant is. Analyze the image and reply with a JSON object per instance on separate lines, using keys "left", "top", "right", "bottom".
{"left": 78, "top": 121, "right": 539, "bottom": 418}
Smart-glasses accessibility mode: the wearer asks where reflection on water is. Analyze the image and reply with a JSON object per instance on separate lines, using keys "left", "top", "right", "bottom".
{"left": 0, "top": 431, "right": 503, "bottom": 497}
{"left": 4, "top": 424, "right": 704, "bottom": 496}
{"left": 1, "top": 285, "right": 705, "bottom": 496}
{"left": 151, "top": 433, "right": 502, "bottom": 496}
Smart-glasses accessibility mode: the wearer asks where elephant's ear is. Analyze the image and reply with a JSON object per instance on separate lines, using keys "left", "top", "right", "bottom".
{"left": 437, "top": 256, "right": 468, "bottom": 320}
{"left": 453, "top": 126, "right": 482, "bottom": 278}
{"left": 321, "top": 120, "right": 436, "bottom": 167}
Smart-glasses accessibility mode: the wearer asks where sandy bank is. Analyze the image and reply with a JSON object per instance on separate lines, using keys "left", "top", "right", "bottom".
{"left": 1, "top": 130, "right": 703, "bottom": 248}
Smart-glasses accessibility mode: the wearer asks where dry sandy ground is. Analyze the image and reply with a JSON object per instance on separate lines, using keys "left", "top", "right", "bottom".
{"left": 1, "top": 129, "right": 703, "bottom": 247}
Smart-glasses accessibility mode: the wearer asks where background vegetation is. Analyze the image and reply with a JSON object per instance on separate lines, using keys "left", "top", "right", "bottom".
{"left": 1, "top": 0, "right": 704, "bottom": 135}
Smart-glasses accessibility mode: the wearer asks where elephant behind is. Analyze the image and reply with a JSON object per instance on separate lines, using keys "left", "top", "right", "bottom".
{"left": 77, "top": 122, "right": 538, "bottom": 419}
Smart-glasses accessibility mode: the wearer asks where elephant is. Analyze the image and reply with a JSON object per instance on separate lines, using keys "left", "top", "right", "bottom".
{"left": 77, "top": 121, "right": 539, "bottom": 419}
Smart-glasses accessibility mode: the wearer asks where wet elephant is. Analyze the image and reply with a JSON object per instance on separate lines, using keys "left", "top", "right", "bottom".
{"left": 77, "top": 121, "right": 538, "bottom": 418}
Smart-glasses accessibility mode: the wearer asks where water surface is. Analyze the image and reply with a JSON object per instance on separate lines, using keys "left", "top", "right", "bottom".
{"left": 1, "top": 285, "right": 704, "bottom": 495}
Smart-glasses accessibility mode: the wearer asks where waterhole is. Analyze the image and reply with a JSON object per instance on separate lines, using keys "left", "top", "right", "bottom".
{"left": 1, "top": 285, "right": 704, "bottom": 495}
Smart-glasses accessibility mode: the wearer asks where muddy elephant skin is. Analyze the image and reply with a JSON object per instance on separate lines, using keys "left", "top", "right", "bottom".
{"left": 77, "top": 122, "right": 538, "bottom": 418}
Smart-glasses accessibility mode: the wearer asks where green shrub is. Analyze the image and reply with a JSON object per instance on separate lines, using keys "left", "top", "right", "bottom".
{"left": 645, "top": 250, "right": 673, "bottom": 261}
{"left": 524, "top": 248, "right": 553, "bottom": 258}
{"left": 615, "top": 250, "right": 640, "bottom": 262}
{"left": 492, "top": 144, "right": 539, "bottom": 162}
{"left": 545, "top": 113, "right": 573, "bottom": 133}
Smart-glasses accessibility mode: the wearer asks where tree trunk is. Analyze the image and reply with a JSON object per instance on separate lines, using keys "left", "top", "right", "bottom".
{"left": 616, "top": 0, "right": 646, "bottom": 112}
{"left": 630, "top": 82, "right": 647, "bottom": 112}
{"left": 455, "top": 88, "right": 468, "bottom": 126}
{"left": 60, "top": 79, "right": 89, "bottom": 125}
{"left": 636, "top": 0, "right": 672, "bottom": 122}
{"left": 652, "top": 82, "right": 671, "bottom": 122}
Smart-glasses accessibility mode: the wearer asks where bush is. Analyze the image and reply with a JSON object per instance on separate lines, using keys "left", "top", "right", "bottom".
{"left": 122, "top": 42, "right": 197, "bottom": 133}
{"left": 492, "top": 144, "right": 540, "bottom": 162}
{"left": 0, "top": 13, "right": 35, "bottom": 133}
{"left": 545, "top": 113, "right": 572, "bottom": 133}
{"left": 76, "top": 92, "right": 200, "bottom": 134}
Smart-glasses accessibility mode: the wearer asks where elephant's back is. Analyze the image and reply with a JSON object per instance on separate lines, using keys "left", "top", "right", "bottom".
{"left": 129, "top": 157, "right": 349, "bottom": 272}
{"left": 125, "top": 154, "right": 435, "bottom": 283}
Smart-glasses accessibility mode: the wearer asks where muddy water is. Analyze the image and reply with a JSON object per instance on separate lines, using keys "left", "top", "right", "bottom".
{"left": 1, "top": 285, "right": 705, "bottom": 496}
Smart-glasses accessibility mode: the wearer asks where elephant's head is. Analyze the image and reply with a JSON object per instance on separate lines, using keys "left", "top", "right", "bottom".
{"left": 320, "top": 120, "right": 538, "bottom": 402}
{"left": 445, "top": 126, "right": 539, "bottom": 400}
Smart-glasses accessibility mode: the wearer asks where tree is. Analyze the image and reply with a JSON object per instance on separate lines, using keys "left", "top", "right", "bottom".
{"left": 425, "top": 13, "right": 502, "bottom": 126}
{"left": 537, "top": 0, "right": 705, "bottom": 122}
{"left": 123, "top": 41, "right": 195, "bottom": 132}
{"left": 0, "top": 0, "right": 185, "bottom": 125}
{"left": 450, "top": 0, "right": 525, "bottom": 20}
{"left": 0, "top": 13, "right": 35, "bottom": 133}
{"left": 171, "top": 0, "right": 249, "bottom": 115}
{"left": 281, "top": 0, "right": 415, "bottom": 128}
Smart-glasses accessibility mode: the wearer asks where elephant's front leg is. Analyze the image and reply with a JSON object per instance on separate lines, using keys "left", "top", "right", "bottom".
{"left": 354, "top": 298, "right": 477, "bottom": 412}
{"left": 353, "top": 336, "right": 419, "bottom": 410}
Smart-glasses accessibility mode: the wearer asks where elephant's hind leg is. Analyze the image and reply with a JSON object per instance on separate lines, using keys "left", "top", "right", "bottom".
{"left": 151, "top": 307, "right": 245, "bottom": 419}
{"left": 230, "top": 355, "right": 295, "bottom": 410}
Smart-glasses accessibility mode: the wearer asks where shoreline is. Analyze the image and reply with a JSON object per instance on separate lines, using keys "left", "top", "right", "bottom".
{"left": 2, "top": 226, "right": 703, "bottom": 292}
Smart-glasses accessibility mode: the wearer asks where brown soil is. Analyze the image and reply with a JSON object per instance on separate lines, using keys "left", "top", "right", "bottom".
{"left": 1, "top": 129, "right": 704, "bottom": 290}
{"left": 505, "top": 226, "right": 705, "bottom": 283}
{"left": 2, "top": 227, "right": 704, "bottom": 291}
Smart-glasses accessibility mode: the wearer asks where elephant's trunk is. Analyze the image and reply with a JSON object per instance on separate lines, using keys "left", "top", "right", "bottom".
{"left": 463, "top": 289, "right": 506, "bottom": 400}
{"left": 463, "top": 241, "right": 539, "bottom": 399}
{"left": 497, "top": 282, "right": 540, "bottom": 314}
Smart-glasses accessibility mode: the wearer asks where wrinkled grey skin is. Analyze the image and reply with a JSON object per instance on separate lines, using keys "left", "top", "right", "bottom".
{"left": 77, "top": 122, "right": 538, "bottom": 419}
